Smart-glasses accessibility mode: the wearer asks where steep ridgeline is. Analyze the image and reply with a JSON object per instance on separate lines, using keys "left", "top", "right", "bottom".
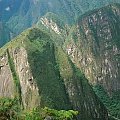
{"left": 63, "top": 3, "right": 120, "bottom": 118}
{"left": 36, "top": 12, "right": 70, "bottom": 46}
{"left": 6, "top": 0, "right": 120, "bottom": 34}
{"left": 0, "top": 27, "right": 108, "bottom": 119}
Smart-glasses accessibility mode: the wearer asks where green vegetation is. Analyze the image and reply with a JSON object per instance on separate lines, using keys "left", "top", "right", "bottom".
{"left": 25, "top": 28, "right": 70, "bottom": 109}
{"left": 0, "top": 98, "right": 78, "bottom": 120}
{"left": 0, "top": 97, "right": 21, "bottom": 120}
{"left": 93, "top": 85, "right": 120, "bottom": 119}
{"left": 41, "top": 107, "right": 78, "bottom": 120}
{"left": 56, "top": 47, "right": 73, "bottom": 79}
{"left": 23, "top": 107, "right": 78, "bottom": 120}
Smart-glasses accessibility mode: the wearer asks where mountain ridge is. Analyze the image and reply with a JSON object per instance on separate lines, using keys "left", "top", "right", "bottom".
{"left": 0, "top": 27, "right": 109, "bottom": 120}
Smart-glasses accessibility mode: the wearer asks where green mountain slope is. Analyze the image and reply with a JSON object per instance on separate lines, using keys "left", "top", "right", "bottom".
{"left": 62, "top": 3, "right": 120, "bottom": 119}
{"left": 35, "top": 3, "right": 120, "bottom": 119}
{"left": 0, "top": 27, "right": 108, "bottom": 120}
{"left": 1, "top": 2, "right": 120, "bottom": 120}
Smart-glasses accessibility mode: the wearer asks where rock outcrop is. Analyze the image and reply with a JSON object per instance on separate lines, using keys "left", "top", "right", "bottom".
{"left": 0, "top": 52, "right": 14, "bottom": 98}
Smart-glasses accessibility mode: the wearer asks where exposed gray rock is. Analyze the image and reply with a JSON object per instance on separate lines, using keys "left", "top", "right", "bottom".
{"left": 0, "top": 53, "right": 14, "bottom": 98}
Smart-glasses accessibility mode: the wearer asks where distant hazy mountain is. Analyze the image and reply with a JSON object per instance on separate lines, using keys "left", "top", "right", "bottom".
{"left": 0, "top": 22, "right": 14, "bottom": 47}
{"left": 0, "top": 0, "right": 23, "bottom": 21}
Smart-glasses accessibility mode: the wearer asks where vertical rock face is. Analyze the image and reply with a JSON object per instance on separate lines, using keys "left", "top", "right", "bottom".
{"left": 64, "top": 4, "right": 120, "bottom": 95}
{"left": 0, "top": 53, "right": 14, "bottom": 98}
{"left": 9, "top": 47, "right": 40, "bottom": 109}
{"left": 0, "top": 45, "right": 40, "bottom": 110}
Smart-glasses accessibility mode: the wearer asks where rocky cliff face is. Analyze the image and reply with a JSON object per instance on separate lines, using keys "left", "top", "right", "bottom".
{"left": 36, "top": 4, "right": 120, "bottom": 118}
{"left": 9, "top": 47, "right": 40, "bottom": 109}
{"left": 64, "top": 4, "right": 120, "bottom": 96}
{"left": 0, "top": 52, "right": 14, "bottom": 98}
{"left": 0, "top": 27, "right": 108, "bottom": 119}
{"left": 0, "top": 36, "right": 40, "bottom": 110}
{"left": 61, "top": 4, "right": 120, "bottom": 119}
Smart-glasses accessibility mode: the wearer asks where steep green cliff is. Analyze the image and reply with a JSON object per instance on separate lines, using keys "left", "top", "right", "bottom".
{"left": 63, "top": 3, "right": 120, "bottom": 119}
{"left": 35, "top": 4, "right": 120, "bottom": 119}
{"left": 0, "top": 27, "right": 108, "bottom": 119}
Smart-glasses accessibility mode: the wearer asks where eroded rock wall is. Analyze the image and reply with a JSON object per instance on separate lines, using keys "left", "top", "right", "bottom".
{"left": 0, "top": 53, "right": 14, "bottom": 98}
{"left": 65, "top": 4, "right": 120, "bottom": 95}
{"left": 11, "top": 47, "right": 40, "bottom": 109}
{"left": 0, "top": 47, "right": 40, "bottom": 109}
